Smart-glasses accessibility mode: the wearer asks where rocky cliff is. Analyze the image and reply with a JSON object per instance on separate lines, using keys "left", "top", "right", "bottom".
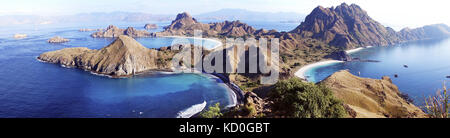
{"left": 38, "top": 35, "right": 173, "bottom": 77}
{"left": 319, "top": 70, "right": 425, "bottom": 118}
{"left": 154, "top": 12, "right": 257, "bottom": 37}
{"left": 91, "top": 25, "right": 151, "bottom": 38}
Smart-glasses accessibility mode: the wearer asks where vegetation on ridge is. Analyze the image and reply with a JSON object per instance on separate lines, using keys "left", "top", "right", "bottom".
{"left": 199, "top": 103, "right": 223, "bottom": 118}
{"left": 268, "top": 78, "right": 346, "bottom": 118}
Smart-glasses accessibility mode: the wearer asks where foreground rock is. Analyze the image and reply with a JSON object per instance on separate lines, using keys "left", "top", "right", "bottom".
{"left": 38, "top": 35, "right": 173, "bottom": 77}
{"left": 47, "top": 36, "right": 69, "bottom": 43}
{"left": 319, "top": 70, "right": 425, "bottom": 118}
{"left": 144, "top": 24, "right": 158, "bottom": 29}
{"left": 91, "top": 25, "right": 151, "bottom": 38}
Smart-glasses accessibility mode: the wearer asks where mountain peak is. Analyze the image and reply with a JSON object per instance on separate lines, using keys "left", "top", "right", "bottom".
{"left": 175, "top": 12, "right": 194, "bottom": 20}
{"left": 290, "top": 3, "right": 400, "bottom": 48}
{"left": 104, "top": 35, "right": 147, "bottom": 51}
{"left": 174, "top": 12, "right": 197, "bottom": 23}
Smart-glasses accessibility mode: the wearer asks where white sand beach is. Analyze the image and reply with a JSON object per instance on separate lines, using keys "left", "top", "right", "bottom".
{"left": 162, "top": 36, "right": 223, "bottom": 50}
{"left": 295, "top": 46, "right": 373, "bottom": 81}
{"left": 346, "top": 46, "right": 373, "bottom": 54}
{"left": 294, "top": 60, "right": 344, "bottom": 81}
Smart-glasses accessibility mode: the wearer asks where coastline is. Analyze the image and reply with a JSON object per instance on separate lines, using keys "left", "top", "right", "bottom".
{"left": 295, "top": 46, "right": 373, "bottom": 82}
{"left": 174, "top": 73, "right": 240, "bottom": 118}
{"left": 36, "top": 34, "right": 241, "bottom": 118}
{"left": 346, "top": 46, "right": 373, "bottom": 54}
{"left": 162, "top": 36, "right": 223, "bottom": 50}
{"left": 294, "top": 60, "right": 344, "bottom": 81}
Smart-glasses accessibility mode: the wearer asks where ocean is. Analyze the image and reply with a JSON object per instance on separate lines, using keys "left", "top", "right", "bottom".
{"left": 0, "top": 20, "right": 299, "bottom": 118}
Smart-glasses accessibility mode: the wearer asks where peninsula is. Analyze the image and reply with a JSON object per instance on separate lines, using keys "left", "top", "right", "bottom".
{"left": 38, "top": 35, "right": 175, "bottom": 77}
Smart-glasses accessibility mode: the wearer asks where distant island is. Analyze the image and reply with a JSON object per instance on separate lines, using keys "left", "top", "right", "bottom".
{"left": 144, "top": 24, "right": 158, "bottom": 29}
{"left": 91, "top": 25, "right": 151, "bottom": 38}
{"left": 47, "top": 36, "right": 70, "bottom": 43}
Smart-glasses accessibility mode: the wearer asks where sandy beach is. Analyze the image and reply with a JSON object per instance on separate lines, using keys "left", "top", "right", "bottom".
{"left": 294, "top": 60, "right": 344, "bottom": 81}
{"left": 295, "top": 46, "right": 373, "bottom": 81}
{"left": 162, "top": 36, "right": 223, "bottom": 50}
{"left": 346, "top": 46, "right": 373, "bottom": 54}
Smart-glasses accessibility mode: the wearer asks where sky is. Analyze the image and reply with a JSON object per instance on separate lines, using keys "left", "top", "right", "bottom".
{"left": 0, "top": 0, "right": 449, "bottom": 29}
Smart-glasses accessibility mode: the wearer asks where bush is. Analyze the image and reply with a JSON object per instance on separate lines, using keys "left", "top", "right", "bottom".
{"left": 244, "top": 102, "right": 257, "bottom": 117}
{"left": 199, "top": 103, "right": 223, "bottom": 118}
{"left": 424, "top": 84, "right": 449, "bottom": 118}
{"left": 268, "top": 78, "right": 346, "bottom": 118}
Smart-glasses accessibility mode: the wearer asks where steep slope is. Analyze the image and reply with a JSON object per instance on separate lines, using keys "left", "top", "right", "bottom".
{"left": 38, "top": 35, "right": 171, "bottom": 77}
{"left": 319, "top": 70, "right": 425, "bottom": 118}
{"left": 290, "top": 3, "right": 401, "bottom": 48}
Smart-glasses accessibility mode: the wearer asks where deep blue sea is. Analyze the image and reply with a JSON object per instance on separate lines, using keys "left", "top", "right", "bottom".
{"left": 0, "top": 21, "right": 299, "bottom": 118}
{"left": 306, "top": 38, "right": 450, "bottom": 105}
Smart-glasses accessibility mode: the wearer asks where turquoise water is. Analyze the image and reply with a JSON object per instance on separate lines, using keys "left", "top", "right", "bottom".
{"left": 0, "top": 23, "right": 230, "bottom": 118}
{"left": 306, "top": 38, "right": 450, "bottom": 105}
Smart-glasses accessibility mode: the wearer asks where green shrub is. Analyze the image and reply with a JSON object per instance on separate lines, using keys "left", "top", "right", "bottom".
{"left": 199, "top": 103, "right": 223, "bottom": 118}
{"left": 244, "top": 102, "right": 257, "bottom": 116}
{"left": 424, "top": 84, "right": 449, "bottom": 118}
{"left": 268, "top": 78, "right": 346, "bottom": 118}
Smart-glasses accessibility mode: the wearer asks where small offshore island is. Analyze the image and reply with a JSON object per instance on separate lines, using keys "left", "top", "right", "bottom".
{"left": 35, "top": 3, "right": 450, "bottom": 118}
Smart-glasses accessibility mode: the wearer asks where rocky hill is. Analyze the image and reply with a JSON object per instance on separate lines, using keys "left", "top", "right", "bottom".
{"left": 398, "top": 24, "right": 450, "bottom": 41}
{"left": 91, "top": 25, "right": 151, "bottom": 38}
{"left": 154, "top": 12, "right": 257, "bottom": 37}
{"left": 290, "top": 3, "right": 401, "bottom": 49}
{"left": 319, "top": 70, "right": 425, "bottom": 118}
{"left": 38, "top": 35, "right": 174, "bottom": 77}
{"left": 289, "top": 3, "right": 450, "bottom": 49}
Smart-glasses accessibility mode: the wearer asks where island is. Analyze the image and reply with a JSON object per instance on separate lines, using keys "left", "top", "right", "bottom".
{"left": 47, "top": 36, "right": 70, "bottom": 43}
{"left": 144, "top": 24, "right": 158, "bottom": 29}
{"left": 79, "top": 28, "right": 104, "bottom": 32}
{"left": 14, "top": 34, "right": 27, "bottom": 39}
{"left": 91, "top": 25, "right": 151, "bottom": 38}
